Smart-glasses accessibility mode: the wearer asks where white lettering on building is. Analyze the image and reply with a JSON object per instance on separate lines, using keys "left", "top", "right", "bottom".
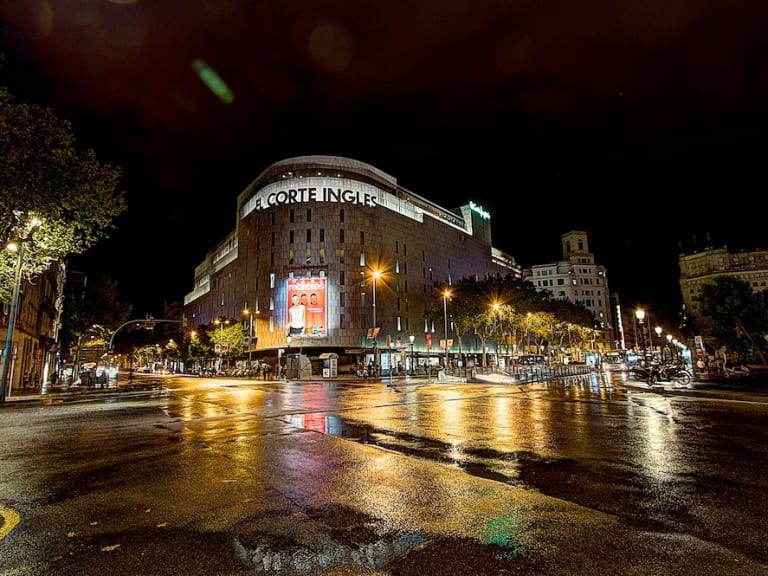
{"left": 241, "top": 178, "right": 379, "bottom": 218}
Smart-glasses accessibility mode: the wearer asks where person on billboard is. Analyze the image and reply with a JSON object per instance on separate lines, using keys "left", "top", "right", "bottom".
{"left": 288, "top": 293, "right": 306, "bottom": 335}
{"left": 307, "top": 292, "right": 324, "bottom": 335}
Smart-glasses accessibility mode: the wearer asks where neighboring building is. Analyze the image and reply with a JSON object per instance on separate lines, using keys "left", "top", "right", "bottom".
{"left": 182, "top": 155, "right": 521, "bottom": 367}
{"left": 679, "top": 245, "right": 768, "bottom": 317}
{"left": 522, "top": 231, "right": 613, "bottom": 345}
{"left": 0, "top": 260, "right": 65, "bottom": 392}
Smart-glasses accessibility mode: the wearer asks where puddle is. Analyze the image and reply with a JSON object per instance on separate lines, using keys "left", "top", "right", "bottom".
{"left": 288, "top": 412, "right": 573, "bottom": 487}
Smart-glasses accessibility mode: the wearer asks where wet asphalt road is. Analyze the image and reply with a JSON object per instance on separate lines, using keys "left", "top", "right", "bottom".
{"left": 1, "top": 371, "right": 767, "bottom": 575}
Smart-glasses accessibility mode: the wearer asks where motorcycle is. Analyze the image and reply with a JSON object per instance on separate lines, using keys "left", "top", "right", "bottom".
{"left": 647, "top": 362, "right": 692, "bottom": 385}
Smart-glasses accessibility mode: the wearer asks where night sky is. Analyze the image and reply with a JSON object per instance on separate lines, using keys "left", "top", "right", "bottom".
{"left": 2, "top": 0, "right": 767, "bottom": 322}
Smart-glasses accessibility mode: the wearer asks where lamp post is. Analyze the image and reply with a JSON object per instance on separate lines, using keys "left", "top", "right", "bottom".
{"left": 443, "top": 289, "right": 451, "bottom": 370}
{"left": 635, "top": 309, "right": 645, "bottom": 353}
{"left": 214, "top": 317, "right": 229, "bottom": 373}
{"left": 371, "top": 269, "right": 381, "bottom": 368}
{"left": 667, "top": 333, "right": 675, "bottom": 360}
{"left": 654, "top": 326, "right": 662, "bottom": 355}
{"left": 286, "top": 335, "right": 292, "bottom": 378}
{"left": 243, "top": 307, "right": 254, "bottom": 368}
{"left": 1, "top": 216, "right": 41, "bottom": 402}
{"left": 409, "top": 334, "right": 415, "bottom": 375}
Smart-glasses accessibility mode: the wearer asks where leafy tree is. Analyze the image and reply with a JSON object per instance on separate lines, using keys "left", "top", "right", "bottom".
{"left": 59, "top": 273, "right": 133, "bottom": 356}
{"left": 698, "top": 275, "right": 768, "bottom": 364}
{"left": 207, "top": 319, "right": 244, "bottom": 370}
{"left": 0, "top": 87, "right": 127, "bottom": 301}
{"left": 430, "top": 274, "right": 599, "bottom": 367}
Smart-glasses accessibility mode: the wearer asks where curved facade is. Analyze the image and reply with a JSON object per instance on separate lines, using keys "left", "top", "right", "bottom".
{"left": 183, "top": 155, "right": 519, "bottom": 365}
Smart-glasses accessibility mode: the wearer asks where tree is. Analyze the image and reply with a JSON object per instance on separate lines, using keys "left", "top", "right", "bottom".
{"left": 698, "top": 275, "right": 768, "bottom": 365}
{"left": 0, "top": 87, "right": 127, "bottom": 301}
{"left": 58, "top": 273, "right": 133, "bottom": 370}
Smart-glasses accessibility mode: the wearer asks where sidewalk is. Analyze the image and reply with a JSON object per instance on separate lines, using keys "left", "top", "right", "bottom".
{"left": 0, "top": 381, "right": 169, "bottom": 407}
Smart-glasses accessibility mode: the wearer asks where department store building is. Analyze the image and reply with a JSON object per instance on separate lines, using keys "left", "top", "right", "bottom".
{"left": 182, "top": 155, "right": 520, "bottom": 367}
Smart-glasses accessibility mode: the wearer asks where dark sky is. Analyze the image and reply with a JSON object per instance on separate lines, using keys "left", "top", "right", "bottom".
{"left": 2, "top": 0, "right": 767, "bottom": 321}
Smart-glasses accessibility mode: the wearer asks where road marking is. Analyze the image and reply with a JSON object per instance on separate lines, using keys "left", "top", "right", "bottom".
{"left": 0, "top": 505, "right": 21, "bottom": 539}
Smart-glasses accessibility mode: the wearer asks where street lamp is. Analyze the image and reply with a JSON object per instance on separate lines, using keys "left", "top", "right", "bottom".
{"left": 214, "top": 317, "right": 229, "bottom": 373}
{"left": 443, "top": 289, "right": 451, "bottom": 370}
{"left": 1, "top": 215, "right": 41, "bottom": 403}
{"left": 635, "top": 309, "right": 645, "bottom": 352}
{"left": 243, "top": 307, "right": 254, "bottom": 368}
{"left": 654, "top": 326, "right": 662, "bottom": 354}
{"left": 409, "top": 334, "right": 415, "bottom": 375}
{"left": 371, "top": 269, "right": 381, "bottom": 353}
{"left": 286, "top": 335, "right": 292, "bottom": 378}
{"left": 666, "top": 333, "right": 675, "bottom": 360}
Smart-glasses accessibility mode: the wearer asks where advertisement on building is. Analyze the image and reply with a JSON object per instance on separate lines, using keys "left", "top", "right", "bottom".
{"left": 286, "top": 277, "right": 327, "bottom": 337}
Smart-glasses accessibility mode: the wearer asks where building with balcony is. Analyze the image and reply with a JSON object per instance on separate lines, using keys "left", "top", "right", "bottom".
{"left": 0, "top": 260, "right": 65, "bottom": 393}
{"left": 182, "top": 155, "right": 521, "bottom": 367}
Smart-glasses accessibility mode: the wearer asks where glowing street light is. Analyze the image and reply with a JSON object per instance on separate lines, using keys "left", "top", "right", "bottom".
{"left": 243, "top": 306, "right": 255, "bottom": 368}
{"left": 409, "top": 334, "right": 415, "bottom": 375}
{"left": 634, "top": 309, "right": 646, "bottom": 352}
{"left": 443, "top": 289, "right": 452, "bottom": 369}
{"left": 214, "top": 317, "right": 229, "bottom": 373}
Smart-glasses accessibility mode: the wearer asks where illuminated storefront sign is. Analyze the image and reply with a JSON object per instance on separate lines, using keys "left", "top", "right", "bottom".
{"left": 286, "top": 277, "right": 328, "bottom": 337}
{"left": 242, "top": 177, "right": 378, "bottom": 216}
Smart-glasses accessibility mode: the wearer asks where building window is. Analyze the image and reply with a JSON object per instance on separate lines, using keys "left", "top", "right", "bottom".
{"left": 338, "top": 249, "right": 345, "bottom": 264}
{"left": 340, "top": 229, "right": 345, "bottom": 243}
{"left": 339, "top": 208, "right": 344, "bottom": 222}
{"left": 270, "top": 273, "right": 275, "bottom": 289}
{"left": 340, "top": 271, "right": 345, "bottom": 285}
{"left": 289, "top": 230, "right": 294, "bottom": 243}
{"left": 360, "top": 252, "right": 366, "bottom": 267}
{"left": 306, "top": 229, "right": 311, "bottom": 242}
{"left": 289, "top": 248, "right": 295, "bottom": 264}
{"left": 319, "top": 248, "right": 326, "bottom": 263}
{"left": 269, "top": 297, "right": 275, "bottom": 310}
{"left": 360, "top": 231, "right": 365, "bottom": 245}
{"left": 320, "top": 229, "right": 325, "bottom": 242}
{"left": 289, "top": 209, "right": 295, "bottom": 223}
{"left": 306, "top": 208, "right": 312, "bottom": 222}
{"left": 271, "top": 232, "right": 275, "bottom": 246}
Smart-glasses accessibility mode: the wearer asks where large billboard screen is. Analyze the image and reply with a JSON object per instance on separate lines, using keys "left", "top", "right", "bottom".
{"left": 286, "top": 277, "right": 327, "bottom": 337}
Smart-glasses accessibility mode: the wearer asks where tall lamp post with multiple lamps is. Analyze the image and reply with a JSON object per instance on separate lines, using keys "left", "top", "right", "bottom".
{"left": 442, "top": 289, "right": 451, "bottom": 370}
{"left": 1, "top": 215, "right": 41, "bottom": 403}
